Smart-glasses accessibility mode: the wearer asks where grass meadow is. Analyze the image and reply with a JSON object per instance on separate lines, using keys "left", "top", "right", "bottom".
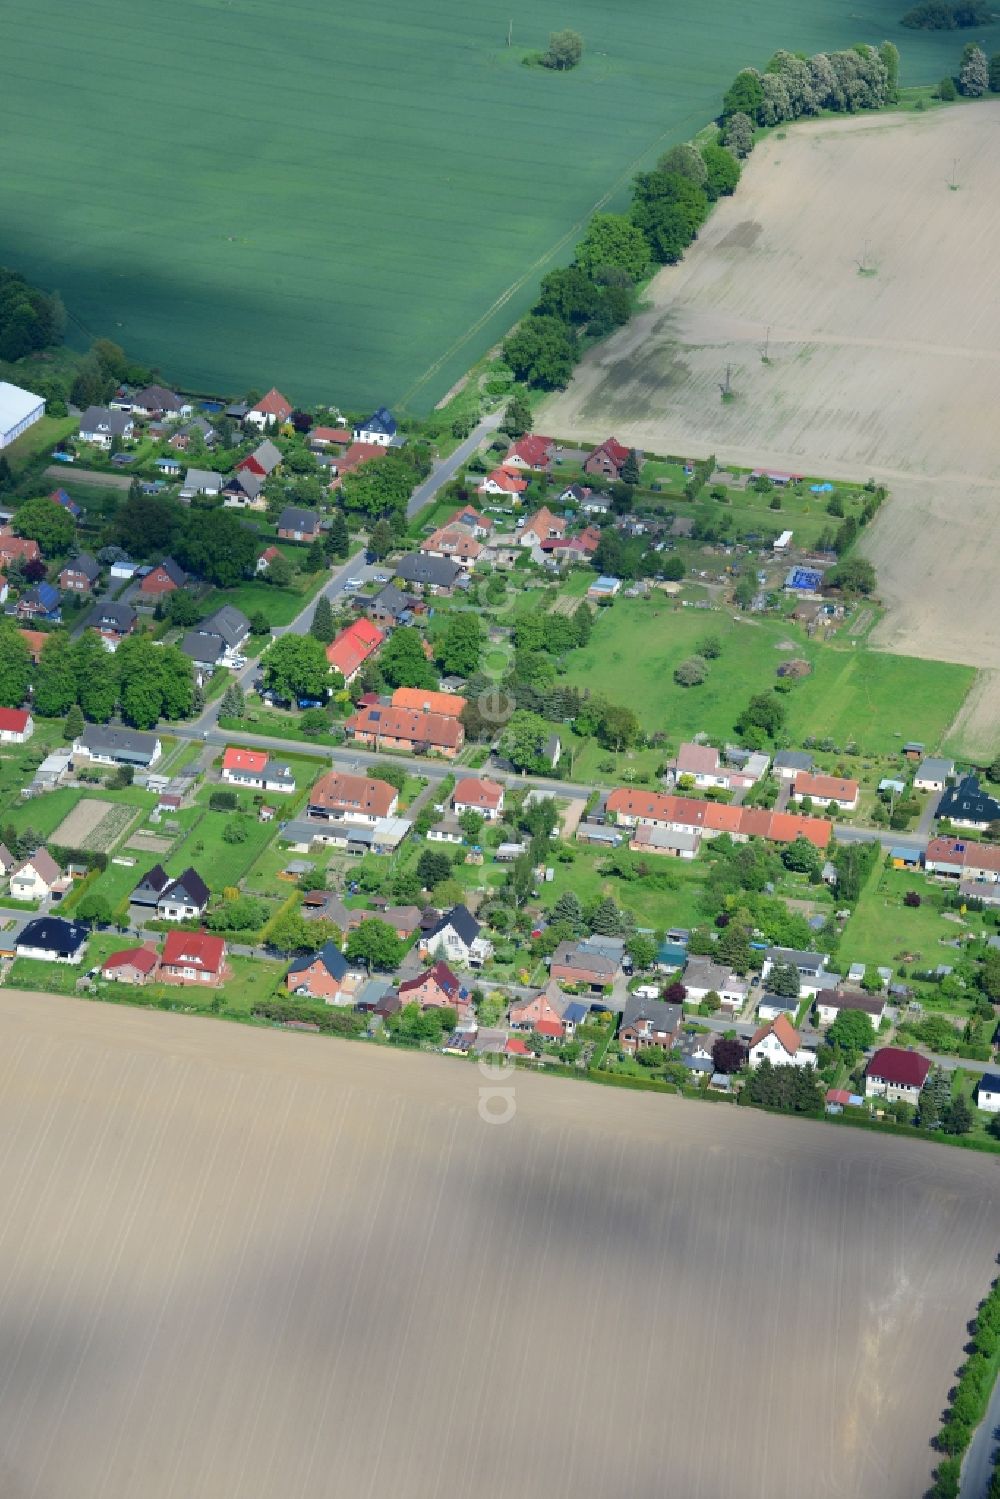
{"left": 561, "top": 596, "right": 974, "bottom": 753}
{"left": 1, "top": 2, "right": 986, "bottom": 411}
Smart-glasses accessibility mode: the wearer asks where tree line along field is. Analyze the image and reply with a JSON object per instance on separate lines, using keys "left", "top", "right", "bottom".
{"left": 560, "top": 597, "right": 974, "bottom": 751}
{"left": 2, "top": 4, "right": 993, "bottom": 412}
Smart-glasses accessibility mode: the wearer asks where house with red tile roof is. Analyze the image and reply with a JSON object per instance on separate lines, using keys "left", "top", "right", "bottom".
{"left": 102, "top": 946, "right": 159, "bottom": 985}
{"left": 453, "top": 777, "right": 504, "bottom": 820}
{"left": 519, "top": 506, "right": 566, "bottom": 548}
{"left": 246, "top": 387, "right": 292, "bottom": 430}
{"left": 256, "top": 545, "right": 282, "bottom": 575}
{"left": 346, "top": 702, "right": 464, "bottom": 757}
{"left": 0, "top": 533, "right": 40, "bottom": 571}
{"left": 160, "top": 930, "right": 227, "bottom": 985}
{"left": 309, "top": 426, "right": 353, "bottom": 447}
{"left": 509, "top": 986, "right": 566, "bottom": 1034}
{"left": 865, "top": 1047, "right": 931, "bottom": 1104}
{"left": 504, "top": 434, "right": 555, "bottom": 471}
{"left": 584, "top": 437, "right": 632, "bottom": 481}
{"left": 308, "top": 770, "right": 398, "bottom": 824}
{"left": 392, "top": 687, "right": 466, "bottom": 718}
{"left": 221, "top": 747, "right": 296, "bottom": 793}
{"left": 749, "top": 1015, "right": 815, "bottom": 1069}
{"left": 17, "top": 629, "right": 48, "bottom": 663}
{"left": 325, "top": 618, "right": 384, "bottom": 683}
{"left": 446, "top": 506, "right": 492, "bottom": 537}
{"left": 605, "top": 787, "right": 832, "bottom": 850}
{"left": 0, "top": 707, "right": 33, "bottom": 743}
{"left": 792, "top": 771, "right": 859, "bottom": 812}
{"left": 478, "top": 465, "right": 528, "bottom": 500}
{"left": 398, "top": 960, "right": 465, "bottom": 1013}
{"left": 420, "top": 524, "right": 482, "bottom": 571}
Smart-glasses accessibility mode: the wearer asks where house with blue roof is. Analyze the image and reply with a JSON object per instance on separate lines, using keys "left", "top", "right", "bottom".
{"left": 16, "top": 582, "right": 61, "bottom": 621}
{"left": 353, "top": 407, "right": 398, "bottom": 447}
{"left": 286, "top": 941, "right": 359, "bottom": 1004}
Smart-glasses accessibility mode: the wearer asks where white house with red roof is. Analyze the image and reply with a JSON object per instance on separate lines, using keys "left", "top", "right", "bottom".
{"left": 0, "top": 706, "right": 33, "bottom": 743}
{"left": 221, "top": 747, "right": 296, "bottom": 793}
{"left": 453, "top": 777, "right": 504, "bottom": 821}
{"left": 519, "top": 506, "right": 567, "bottom": 548}
{"left": 245, "top": 388, "right": 292, "bottom": 431}
{"left": 478, "top": 465, "right": 528, "bottom": 500}
{"left": 748, "top": 1015, "right": 816, "bottom": 1069}
{"left": 160, "top": 930, "right": 227, "bottom": 985}
{"left": 504, "top": 434, "right": 554, "bottom": 471}
{"left": 256, "top": 545, "right": 282, "bottom": 575}
{"left": 325, "top": 618, "right": 384, "bottom": 683}
{"left": 792, "top": 771, "right": 860, "bottom": 812}
{"left": 865, "top": 1047, "right": 931, "bottom": 1105}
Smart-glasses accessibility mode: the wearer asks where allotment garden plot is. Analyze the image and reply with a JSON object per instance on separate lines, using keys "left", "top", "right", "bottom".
{"left": 543, "top": 104, "right": 1000, "bottom": 669}
{"left": 50, "top": 798, "right": 139, "bottom": 852}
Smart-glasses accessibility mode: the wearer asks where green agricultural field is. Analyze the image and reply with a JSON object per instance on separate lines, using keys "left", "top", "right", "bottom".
{"left": 561, "top": 597, "right": 974, "bottom": 753}
{"left": 2, "top": 3, "right": 986, "bottom": 412}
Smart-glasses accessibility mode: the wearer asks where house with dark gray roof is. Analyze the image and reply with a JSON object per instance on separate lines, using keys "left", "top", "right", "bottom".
{"left": 157, "top": 868, "right": 210, "bottom": 921}
{"left": 89, "top": 599, "right": 137, "bottom": 650}
{"left": 366, "top": 582, "right": 415, "bottom": 625}
{"left": 936, "top": 775, "right": 1000, "bottom": 830}
{"left": 773, "top": 749, "right": 815, "bottom": 780}
{"left": 78, "top": 406, "right": 134, "bottom": 448}
{"left": 132, "top": 864, "right": 172, "bottom": 908}
{"left": 422, "top": 904, "right": 492, "bottom": 967}
{"left": 16, "top": 916, "right": 89, "bottom": 964}
{"left": 277, "top": 506, "right": 322, "bottom": 541}
{"left": 619, "top": 995, "right": 683, "bottom": 1055}
{"left": 394, "top": 553, "right": 461, "bottom": 592}
{"left": 59, "top": 553, "right": 101, "bottom": 593}
{"left": 73, "top": 724, "right": 162, "bottom": 767}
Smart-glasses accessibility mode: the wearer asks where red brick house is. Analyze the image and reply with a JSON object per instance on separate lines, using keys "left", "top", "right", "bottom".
{"left": 345, "top": 703, "right": 464, "bottom": 758}
{"left": 398, "top": 961, "right": 465, "bottom": 1013}
{"left": 101, "top": 946, "right": 160, "bottom": 985}
{"left": 286, "top": 941, "right": 358, "bottom": 1004}
{"left": 509, "top": 987, "right": 565, "bottom": 1035}
{"left": 584, "top": 437, "right": 632, "bottom": 482}
{"left": 160, "top": 930, "right": 226, "bottom": 985}
{"left": 140, "top": 558, "right": 186, "bottom": 597}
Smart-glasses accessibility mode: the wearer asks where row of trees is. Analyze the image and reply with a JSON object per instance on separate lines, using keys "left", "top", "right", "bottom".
{"left": 722, "top": 44, "right": 897, "bottom": 126}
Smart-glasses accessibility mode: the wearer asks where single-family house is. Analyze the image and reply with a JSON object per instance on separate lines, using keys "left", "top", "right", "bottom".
{"left": 508, "top": 984, "right": 567, "bottom": 1035}
{"left": 330, "top": 441, "right": 386, "bottom": 481}
{"left": 168, "top": 416, "right": 216, "bottom": 451}
{"left": 16, "top": 915, "right": 88, "bottom": 964}
{"left": 792, "top": 771, "right": 859, "bottom": 812}
{"left": 618, "top": 995, "right": 683, "bottom": 1055}
{"left": 277, "top": 506, "right": 322, "bottom": 542}
{"left": 865, "top": 1047, "right": 931, "bottom": 1105}
{"left": 924, "top": 837, "right": 1000, "bottom": 882}
{"left": 682, "top": 956, "right": 748, "bottom": 1011}
{"left": 914, "top": 757, "right": 955, "bottom": 793}
{"left": 256, "top": 545, "right": 281, "bottom": 575}
{"left": 420, "top": 524, "right": 483, "bottom": 570}
{"left": 761, "top": 947, "right": 828, "bottom": 997}
{"left": 88, "top": 600, "right": 137, "bottom": 651}
{"left": 286, "top": 941, "right": 359, "bottom": 1004}
{"left": 326, "top": 618, "right": 384, "bottom": 683}
{"left": 160, "top": 930, "right": 226, "bottom": 985}
{"left": 478, "top": 465, "right": 528, "bottom": 501}
{"left": 245, "top": 388, "right": 292, "bottom": 430}
{"left": 550, "top": 937, "right": 621, "bottom": 993}
{"left": 129, "top": 384, "right": 191, "bottom": 420}
{"left": 353, "top": 407, "right": 397, "bottom": 446}
{"left": 505, "top": 434, "right": 555, "bottom": 471}
{"left": 394, "top": 554, "right": 461, "bottom": 594}
{"left": 222, "top": 468, "right": 267, "bottom": 510}
{"left": 58, "top": 553, "right": 100, "bottom": 593}
{"left": 139, "top": 558, "right": 186, "bottom": 598}
{"left": 73, "top": 724, "right": 161, "bottom": 768}
{"left": 0, "top": 533, "right": 40, "bottom": 572}
{"left": 77, "top": 406, "right": 134, "bottom": 448}
{"left": 519, "top": 507, "right": 566, "bottom": 548}
{"left": 156, "top": 868, "right": 210, "bottom": 922}
{"left": 422, "top": 904, "right": 492, "bottom": 967}
{"left": 102, "top": 946, "right": 160, "bottom": 984}
{"left": 398, "top": 960, "right": 465, "bottom": 1013}
{"left": 179, "top": 468, "right": 224, "bottom": 500}
{"left": 773, "top": 749, "right": 815, "bottom": 781}
{"left": 453, "top": 777, "right": 504, "bottom": 821}
{"left": 15, "top": 582, "right": 61, "bottom": 622}
{"left": 221, "top": 747, "right": 296, "bottom": 794}
{"left": 309, "top": 425, "right": 353, "bottom": 448}
{"left": 236, "top": 438, "right": 283, "bottom": 479}
{"left": 757, "top": 994, "right": 799, "bottom": 1023}
{"left": 976, "top": 1073, "right": 1000, "bottom": 1114}
{"left": 198, "top": 604, "right": 250, "bottom": 663}
{"left": 366, "top": 581, "right": 416, "bottom": 626}
{"left": 130, "top": 864, "right": 172, "bottom": 909}
{"left": 936, "top": 775, "right": 1000, "bottom": 830}
{"left": 584, "top": 436, "right": 632, "bottom": 482}
{"left": 9, "top": 849, "right": 61, "bottom": 901}
{"left": 813, "top": 988, "right": 886, "bottom": 1028}
{"left": 0, "top": 707, "right": 33, "bottom": 744}
{"left": 673, "top": 742, "right": 730, "bottom": 789}
{"left": 17, "top": 628, "right": 48, "bottom": 663}
{"left": 749, "top": 1015, "right": 816, "bottom": 1069}
{"left": 307, "top": 770, "right": 398, "bottom": 824}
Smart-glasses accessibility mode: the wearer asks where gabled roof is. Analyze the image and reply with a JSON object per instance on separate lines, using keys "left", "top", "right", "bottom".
{"left": 336, "top": 442, "right": 386, "bottom": 474}
{"left": 309, "top": 770, "right": 397, "bottom": 819}
{"left": 0, "top": 707, "right": 31, "bottom": 734}
{"left": 133, "top": 383, "right": 184, "bottom": 411}
{"left": 347, "top": 702, "right": 463, "bottom": 750}
{"left": 135, "top": 863, "right": 171, "bottom": 894}
{"left": 90, "top": 600, "right": 136, "bottom": 633}
{"left": 288, "top": 940, "right": 348, "bottom": 981}
{"left": 399, "top": 960, "right": 461, "bottom": 1000}
{"left": 144, "top": 557, "right": 186, "bottom": 587}
{"left": 326, "top": 618, "right": 384, "bottom": 677}
{"left": 454, "top": 777, "right": 503, "bottom": 810}
{"left": 937, "top": 775, "right": 1000, "bottom": 825}
{"left": 357, "top": 406, "right": 396, "bottom": 437}
{"left": 587, "top": 436, "right": 630, "bottom": 467}
{"left": 278, "top": 506, "right": 321, "bottom": 533}
{"left": 223, "top": 747, "right": 267, "bottom": 774}
{"left": 773, "top": 749, "right": 814, "bottom": 771}
{"left": 620, "top": 994, "right": 682, "bottom": 1034}
{"left": 103, "top": 946, "right": 159, "bottom": 975}
{"left": 675, "top": 742, "right": 722, "bottom": 776}
{"left": 750, "top": 1014, "right": 801, "bottom": 1055}
{"left": 61, "top": 552, "right": 100, "bottom": 581}
{"left": 251, "top": 387, "right": 292, "bottom": 420}
{"left": 394, "top": 554, "right": 461, "bottom": 588}
{"left": 160, "top": 867, "right": 210, "bottom": 908}
{"left": 76, "top": 723, "right": 159, "bottom": 762}
{"left": 181, "top": 631, "right": 223, "bottom": 665}
{"left": 162, "top": 929, "right": 225, "bottom": 971}
{"left": 866, "top": 1047, "right": 931, "bottom": 1088}
{"left": 238, "top": 437, "right": 282, "bottom": 475}
{"left": 794, "top": 771, "right": 858, "bottom": 801}
{"left": 201, "top": 604, "right": 249, "bottom": 648}
{"left": 14, "top": 848, "right": 60, "bottom": 885}
{"left": 427, "top": 903, "right": 480, "bottom": 945}
{"left": 391, "top": 687, "right": 466, "bottom": 719}
{"left": 505, "top": 434, "right": 554, "bottom": 467}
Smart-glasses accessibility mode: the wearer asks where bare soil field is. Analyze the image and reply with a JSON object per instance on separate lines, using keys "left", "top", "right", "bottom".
{"left": 543, "top": 104, "right": 1000, "bottom": 671}
{"left": 51, "top": 798, "right": 134, "bottom": 852}
{"left": 0, "top": 990, "right": 996, "bottom": 1499}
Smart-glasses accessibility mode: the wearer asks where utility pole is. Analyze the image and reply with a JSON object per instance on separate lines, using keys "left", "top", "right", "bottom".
{"left": 507, "top": 18, "right": 512, "bottom": 46}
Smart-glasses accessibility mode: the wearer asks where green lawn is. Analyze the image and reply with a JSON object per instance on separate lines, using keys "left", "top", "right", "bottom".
{"left": 839, "top": 864, "right": 983, "bottom": 985}
{"left": 4, "top": 415, "right": 77, "bottom": 472}
{"left": 561, "top": 596, "right": 974, "bottom": 754}
{"left": 198, "top": 573, "right": 324, "bottom": 628}
{"left": 0, "top": 4, "right": 984, "bottom": 411}
{"left": 166, "top": 807, "right": 279, "bottom": 890}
